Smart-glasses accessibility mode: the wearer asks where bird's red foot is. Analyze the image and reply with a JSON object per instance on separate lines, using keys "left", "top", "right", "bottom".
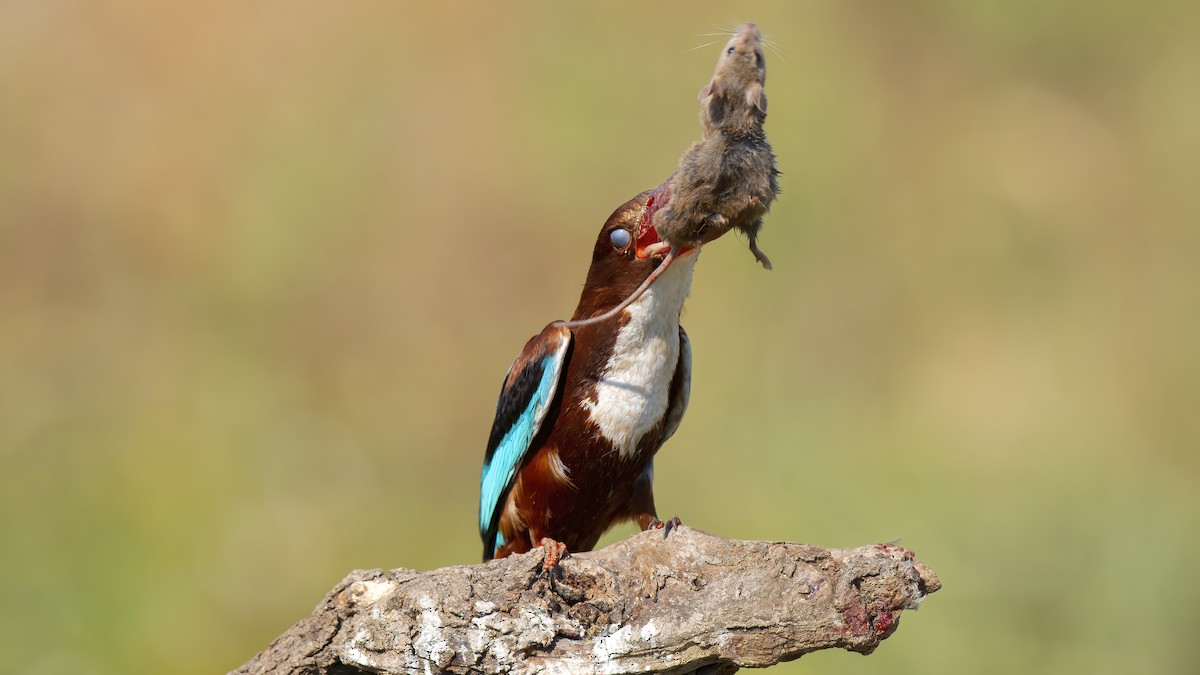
{"left": 539, "top": 537, "right": 569, "bottom": 574}
{"left": 646, "top": 515, "right": 682, "bottom": 539}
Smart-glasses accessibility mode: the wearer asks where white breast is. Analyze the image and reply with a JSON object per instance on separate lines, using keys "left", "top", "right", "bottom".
{"left": 583, "top": 253, "right": 697, "bottom": 458}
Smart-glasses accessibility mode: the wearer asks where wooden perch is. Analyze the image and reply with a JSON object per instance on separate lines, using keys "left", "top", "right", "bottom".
{"left": 233, "top": 527, "right": 940, "bottom": 674}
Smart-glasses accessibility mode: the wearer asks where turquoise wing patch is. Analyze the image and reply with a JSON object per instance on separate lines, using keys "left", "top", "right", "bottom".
{"left": 478, "top": 327, "right": 570, "bottom": 559}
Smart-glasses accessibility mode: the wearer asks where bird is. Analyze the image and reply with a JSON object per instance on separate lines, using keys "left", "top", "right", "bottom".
{"left": 479, "top": 187, "right": 704, "bottom": 567}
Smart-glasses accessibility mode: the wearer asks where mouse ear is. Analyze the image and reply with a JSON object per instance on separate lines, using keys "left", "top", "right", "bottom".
{"left": 746, "top": 84, "right": 767, "bottom": 114}
{"left": 699, "top": 78, "right": 723, "bottom": 101}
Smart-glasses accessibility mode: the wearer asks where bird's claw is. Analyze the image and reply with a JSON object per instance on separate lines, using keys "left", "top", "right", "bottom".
{"left": 539, "top": 537, "right": 569, "bottom": 575}
{"left": 647, "top": 515, "right": 682, "bottom": 539}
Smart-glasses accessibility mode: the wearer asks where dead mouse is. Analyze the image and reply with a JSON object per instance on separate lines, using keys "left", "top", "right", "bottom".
{"left": 557, "top": 22, "right": 780, "bottom": 329}
{"left": 653, "top": 21, "right": 780, "bottom": 269}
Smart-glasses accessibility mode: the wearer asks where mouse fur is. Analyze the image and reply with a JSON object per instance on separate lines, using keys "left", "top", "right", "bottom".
{"left": 653, "top": 21, "right": 780, "bottom": 269}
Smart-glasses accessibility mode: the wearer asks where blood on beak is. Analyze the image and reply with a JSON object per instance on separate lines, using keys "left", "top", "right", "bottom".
{"left": 634, "top": 223, "right": 671, "bottom": 259}
{"left": 634, "top": 185, "right": 703, "bottom": 260}
{"left": 635, "top": 223, "right": 698, "bottom": 260}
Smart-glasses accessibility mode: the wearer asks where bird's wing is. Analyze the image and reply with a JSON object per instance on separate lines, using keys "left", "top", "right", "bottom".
{"left": 660, "top": 325, "right": 692, "bottom": 444}
{"left": 479, "top": 323, "right": 572, "bottom": 560}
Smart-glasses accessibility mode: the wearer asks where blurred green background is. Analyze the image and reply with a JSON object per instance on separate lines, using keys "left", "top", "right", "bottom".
{"left": 2, "top": 1, "right": 1198, "bottom": 673}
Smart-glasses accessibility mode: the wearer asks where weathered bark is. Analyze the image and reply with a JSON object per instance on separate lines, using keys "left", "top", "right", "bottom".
{"left": 233, "top": 527, "right": 940, "bottom": 674}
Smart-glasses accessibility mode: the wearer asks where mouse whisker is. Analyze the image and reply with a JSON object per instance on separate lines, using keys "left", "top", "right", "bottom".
{"left": 707, "top": 26, "right": 738, "bottom": 39}
{"left": 761, "top": 37, "right": 791, "bottom": 54}
{"left": 762, "top": 41, "right": 795, "bottom": 72}
{"left": 687, "top": 39, "right": 726, "bottom": 52}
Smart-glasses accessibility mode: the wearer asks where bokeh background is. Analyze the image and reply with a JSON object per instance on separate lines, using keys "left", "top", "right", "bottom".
{"left": 2, "top": 1, "right": 1198, "bottom": 673}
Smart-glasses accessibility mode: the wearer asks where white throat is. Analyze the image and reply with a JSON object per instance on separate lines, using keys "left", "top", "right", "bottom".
{"left": 583, "top": 253, "right": 697, "bottom": 458}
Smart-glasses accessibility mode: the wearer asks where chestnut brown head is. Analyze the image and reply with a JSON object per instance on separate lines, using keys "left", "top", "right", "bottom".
{"left": 572, "top": 192, "right": 664, "bottom": 321}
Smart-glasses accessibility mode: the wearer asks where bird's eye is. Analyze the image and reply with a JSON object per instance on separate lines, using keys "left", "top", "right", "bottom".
{"left": 609, "top": 228, "right": 631, "bottom": 249}
{"left": 726, "top": 46, "right": 736, "bottom": 55}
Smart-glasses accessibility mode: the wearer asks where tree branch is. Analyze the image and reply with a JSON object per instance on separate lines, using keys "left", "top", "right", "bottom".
{"left": 232, "top": 527, "right": 940, "bottom": 674}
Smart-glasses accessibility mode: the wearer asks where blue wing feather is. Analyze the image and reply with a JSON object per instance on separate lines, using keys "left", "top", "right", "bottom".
{"left": 479, "top": 325, "right": 571, "bottom": 559}
{"left": 478, "top": 354, "right": 560, "bottom": 530}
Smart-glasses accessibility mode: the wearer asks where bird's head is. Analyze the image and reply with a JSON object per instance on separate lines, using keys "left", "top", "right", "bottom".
{"left": 571, "top": 188, "right": 727, "bottom": 323}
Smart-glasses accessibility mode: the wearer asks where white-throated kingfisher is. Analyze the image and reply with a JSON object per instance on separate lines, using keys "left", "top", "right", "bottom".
{"left": 478, "top": 187, "right": 710, "bottom": 565}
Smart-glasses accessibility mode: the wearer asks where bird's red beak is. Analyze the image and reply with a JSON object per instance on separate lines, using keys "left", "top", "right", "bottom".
{"left": 635, "top": 217, "right": 671, "bottom": 260}
{"left": 636, "top": 186, "right": 696, "bottom": 260}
